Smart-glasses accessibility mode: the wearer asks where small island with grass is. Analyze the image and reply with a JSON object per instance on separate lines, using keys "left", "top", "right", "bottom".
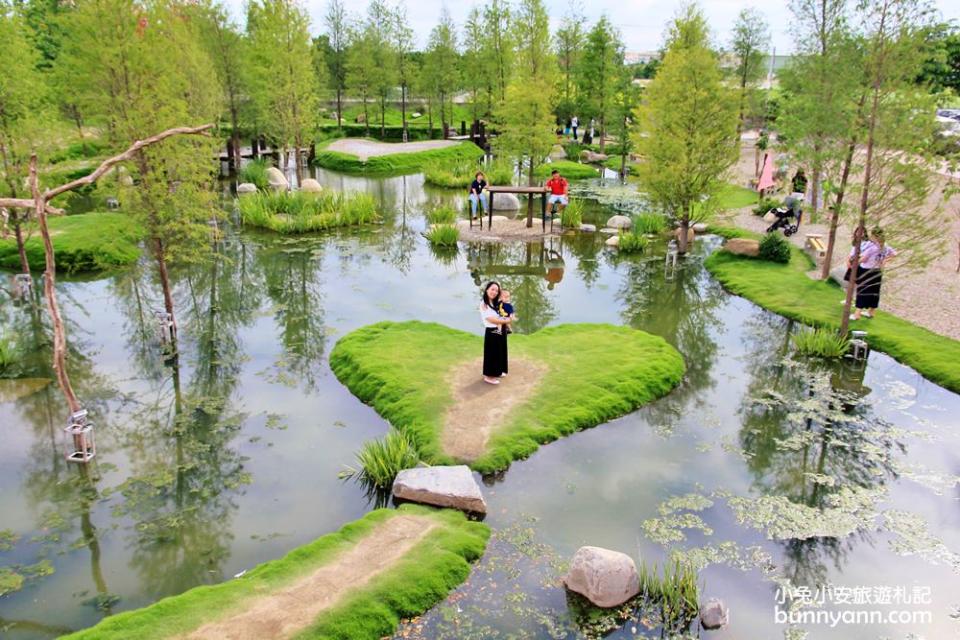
{"left": 237, "top": 190, "right": 379, "bottom": 233}
{"left": 313, "top": 138, "right": 483, "bottom": 174}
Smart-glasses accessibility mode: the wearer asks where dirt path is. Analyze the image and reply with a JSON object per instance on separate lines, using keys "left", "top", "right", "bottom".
{"left": 456, "top": 218, "right": 561, "bottom": 242}
{"left": 441, "top": 356, "right": 547, "bottom": 461}
{"left": 181, "top": 515, "right": 436, "bottom": 640}
{"left": 324, "top": 138, "right": 459, "bottom": 161}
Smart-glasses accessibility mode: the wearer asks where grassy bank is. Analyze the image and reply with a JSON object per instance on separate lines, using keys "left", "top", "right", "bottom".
{"left": 0, "top": 212, "right": 142, "bottom": 273}
{"left": 62, "top": 505, "right": 489, "bottom": 640}
{"left": 424, "top": 159, "right": 514, "bottom": 189}
{"left": 313, "top": 140, "right": 483, "bottom": 175}
{"left": 704, "top": 238, "right": 960, "bottom": 393}
{"left": 330, "top": 321, "right": 685, "bottom": 472}
{"left": 533, "top": 160, "right": 599, "bottom": 180}
{"left": 238, "top": 190, "right": 379, "bottom": 233}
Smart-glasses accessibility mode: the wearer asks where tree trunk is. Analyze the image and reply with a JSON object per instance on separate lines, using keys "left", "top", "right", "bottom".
{"left": 230, "top": 107, "right": 241, "bottom": 170}
{"left": 153, "top": 237, "right": 178, "bottom": 342}
{"left": 380, "top": 96, "right": 386, "bottom": 139}
{"left": 294, "top": 134, "right": 304, "bottom": 185}
{"left": 363, "top": 95, "right": 370, "bottom": 137}
{"left": 599, "top": 116, "right": 606, "bottom": 154}
{"left": 12, "top": 212, "right": 30, "bottom": 274}
{"left": 336, "top": 87, "right": 343, "bottom": 130}
{"left": 526, "top": 158, "right": 535, "bottom": 228}
{"left": 401, "top": 84, "right": 408, "bottom": 142}
{"left": 678, "top": 208, "right": 691, "bottom": 255}
{"left": 440, "top": 91, "right": 447, "bottom": 139}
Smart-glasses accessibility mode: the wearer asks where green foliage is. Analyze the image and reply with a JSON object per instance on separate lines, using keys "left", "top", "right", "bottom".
{"left": 0, "top": 212, "right": 143, "bottom": 273}
{"left": 753, "top": 196, "right": 780, "bottom": 215}
{"left": 61, "top": 505, "right": 489, "bottom": 640}
{"left": 0, "top": 567, "right": 24, "bottom": 596}
{"left": 424, "top": 225, "right": 459, "bottom": 247}
{"left": 329, "top": 321, "right": 685, "bottom": 472}
{"left": 533, "top": 160, "right": 597, "bottom": 180}
{"left": 0, "top": 334, "right": 20, "bottom": 379}
{"left": 423, "top": 159, "right": 513, "bottom": 189}
{"left": 791, "top": 328, "right": 851, "bottom": 358}
{"left": 425, "top": 205, "right": 457, "bottom": 224}
{"left": 340, "top": 430, "right": 420, "bottom": 488}
{"left": 712, "top": 183, "right": 760, "bottom": 211}
{"left": 424, "top": 6, "right": 460, "bottom": 129}
{"left": 704, "top": 246, "right": 960, "bottom": 393}
{"left": 560, "top": 199, "right": 583, "bottom": 227}
{"left": 576, "top": 16, "right": 625, "bottom": 151}
{"left": 758, "top": 232, "right": 791, "bottom": 263}
{"left": 633, "top": 212, "right": 668, "bottom": 235}
{"left": 313, "top": 140, "right": 483, "bottom": 175}
{"left": 617, "top": 230, "right": 650, "bottom": 253}
{"left": 637, "top": 559, "right": 700, "bottom": 625}
{"left": 729, "top": 8, "right": 770, "bottom": 131}
{"left": 237, "top": 159, "right": 271, "bottom": 190}
{"left": 48, "top": 140, "right": 108, "bottom": 164}
{"left": 238, "top": 190, "right": 379, "bottom": 234}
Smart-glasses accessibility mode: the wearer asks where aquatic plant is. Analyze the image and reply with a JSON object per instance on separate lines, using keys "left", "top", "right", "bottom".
{"left": 791, "top": 328, "right": 850, "bottom": 358}
{"left": 339, "top": 430, "right": 420, "bottom": 489}
{"left": 237, "top": 158, "right": 271, "bottom": 190}
{"left": 0, "top": 335, "right": 19, "bottom": 379}
{"left": 633, "top": 212, "right": 668, "bottom": 235}
{"left": 425, "top": 205, "right": 458, "bottom": 225}
{"left": 560, "top": 199, "right": 583, "bottom": 228}
{"left": 617, "top": 230, "right": 650, "bottom": 253}
{"left": 424, "top": 224, "right": 459, "bottom": 247}
{"left": 238, "top": 190, "right": 379, "bottom": 233}
{"left": 637, "top": 558, "right": 700, "bottom": 626}
{"left": 758, "top": 232, "right": 791, "bottom": 263}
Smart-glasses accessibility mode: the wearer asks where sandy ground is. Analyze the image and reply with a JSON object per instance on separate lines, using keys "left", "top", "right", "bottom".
{"left": 455, "top": 218, "right": 562, "bottom": 242}
{"left": 324, "top": 138, "right": 460, "bottom": 161}
{"left": 726, "top": 137, "right": 960, "bottom": 341}
{"left": 181, "top": 515, "right": 436, "bottom": 640}
{"left": 441, "top": 356, "right": 547, "bottom": 461}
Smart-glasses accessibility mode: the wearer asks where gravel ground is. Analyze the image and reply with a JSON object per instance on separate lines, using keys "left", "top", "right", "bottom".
{"left": 324, "top": 138, "right": 460, "bottom": 161}
{"left": 455, "top": 217, "right": 562, "bottom": 242}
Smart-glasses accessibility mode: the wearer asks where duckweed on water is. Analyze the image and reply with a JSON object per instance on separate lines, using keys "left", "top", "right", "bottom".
{"left": 882, "top": 511, "right": 960, "bottom": 571}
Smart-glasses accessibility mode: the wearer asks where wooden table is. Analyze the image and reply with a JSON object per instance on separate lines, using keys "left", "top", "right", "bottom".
{"left": 476, "top": 185, "right": 553, "bottom": 232}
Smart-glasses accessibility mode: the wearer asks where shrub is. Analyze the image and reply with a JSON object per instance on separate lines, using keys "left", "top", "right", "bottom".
{"left": 238, "top": 190, "right": 379, "bottom": 233}
{"left": 339, "top": 430, "right": 420, "bottom": 489}
{"left": 753, "top": 196, "right": 780, "bottom": 216}
{"left": 238, "top": 158, "right": 271, "bottom": 190}
{"left": 560, "top": 199, "right": 583, "bottom": 227}
{"left": 424, "top": 224, "right": 459, "bottom": 247}
{"left": 791, "top": 328, "right": 851, "bottom": 358}
{"left": 425, "top": 204, "right": 457, "bottom": 225}
{"left": 758, "top": 232, "right": 791, "bottom": 263}
{"left": 617, "top": 230, "right": 650, "bottom": 253}
{"left": 633, "top": 212, "right": 667, "bottom": 235}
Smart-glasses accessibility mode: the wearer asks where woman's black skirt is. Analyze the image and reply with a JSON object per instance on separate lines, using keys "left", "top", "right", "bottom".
{"left": 855, "top": 266, "right": 883, "bottom": 309}
{"left": 483, "top": 328, "right": 508, "bottom": 377}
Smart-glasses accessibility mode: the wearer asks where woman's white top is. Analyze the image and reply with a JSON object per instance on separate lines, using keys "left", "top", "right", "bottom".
{"left": 480, "top": 304, "right": 500, "bottom": 329}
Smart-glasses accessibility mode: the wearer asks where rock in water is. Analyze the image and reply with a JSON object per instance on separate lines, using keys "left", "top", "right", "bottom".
{"left": 562, "top": 546, "right": 640, "bottom": 608}
{"left": 724, "top": 237, "right": 760, "bottom": 257}
{"left": 579, "top": 224, "right": 597, "bottom": 232}
{"left": 606, "top": 215, "right": 632, "bottom": 229}
{"left": 605, "top": 235, "right": 620, "bottom": 248}
{"left": 236, "top": 182, "right": 258, "bottom": 194}
{"left": 700, "top": 598, "right": 729, "bottom": 630}
{"left": 491, "top": 192, "right": 521, "bottom": 211}
{"left": 392, "top": 465, "right": 487, "bottom": 514}
{"left": 266, "top": 167, "right": 289, "bottom": 191}
{"left": 300, "top": 178, "right": 323, "bottom": 192}
{"left": 692, "top": 222, "right": 709, "bottom": 233}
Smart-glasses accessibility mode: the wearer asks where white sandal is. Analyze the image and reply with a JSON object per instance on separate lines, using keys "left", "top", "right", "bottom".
{"left": 483, "top": 377, "right": 500, "bottom": 385}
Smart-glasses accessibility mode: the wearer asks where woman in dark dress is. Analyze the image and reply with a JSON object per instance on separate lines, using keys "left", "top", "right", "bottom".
{"left": 480, "top": 281, "right": 511, "bottom": 385}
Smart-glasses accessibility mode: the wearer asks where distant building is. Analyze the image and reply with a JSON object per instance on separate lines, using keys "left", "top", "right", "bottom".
{"left": 624, "top": 51, "right": 660, "bottom": 65}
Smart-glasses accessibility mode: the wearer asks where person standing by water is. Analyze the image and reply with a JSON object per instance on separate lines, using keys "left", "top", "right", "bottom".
{"left": 468, "top": 171, "right": 488, "bottom": 219}
{"left": 851, "top": 227, "right": 896, "bottom": 320}
{"left": 571, "top": 115, "right": 579, "bottom": 140}
{"left": 480, "top": 281, "right": 511, "bottom": 385}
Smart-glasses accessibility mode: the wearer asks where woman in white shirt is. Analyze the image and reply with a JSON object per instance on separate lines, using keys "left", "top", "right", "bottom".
{"left": 480, "top": 281, "right": 511, "bottom": 385}
{"left": 851, "top": 227, "right": 896, "bottom": 320}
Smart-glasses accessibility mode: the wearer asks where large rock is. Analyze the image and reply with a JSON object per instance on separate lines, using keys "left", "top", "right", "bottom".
{"left": 549, "top": 144, "right": 567, "bottom": 161}
{"left": 266, "top": 167, "right": 289, "bottom": 191}
{"left": 491, "top": 192, "right": 521, "bottom": 211}
{"left": 392, "top": 465, "right": 487, "bottom": 514}
{"left": 236, "top": 182, "right": 258, "bottom": 194}
{"left": 300, "top": 178, "right": 323, "bottom": 193}
{"left": 580, "top": 150, "right": 609, "bottom": 163}
{"left": 700, "top": 598, "right": 730, "bottom": 630}
{"left": 606, "top": 215, "right": 632, "bottom": 229}
{"left": 829, "top": 265, "right": 847, "bottom": 286}
{"left": 562, "top": 546, "right": 640, "bottom": 608}
{"left": 692, "top": 222, "right": 709, "bottom": 233}
{"left": 724, "top": 237, "right": 760, "bottom": 257}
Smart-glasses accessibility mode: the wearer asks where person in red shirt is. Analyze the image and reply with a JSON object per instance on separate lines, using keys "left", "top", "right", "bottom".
{"left": 545, "top": 169, "right": 568, "bottom": 215}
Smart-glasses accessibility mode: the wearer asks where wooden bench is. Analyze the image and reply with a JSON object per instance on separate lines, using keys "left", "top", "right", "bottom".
{"left": 804, "top": 234, "right": 826, "bottom": 262}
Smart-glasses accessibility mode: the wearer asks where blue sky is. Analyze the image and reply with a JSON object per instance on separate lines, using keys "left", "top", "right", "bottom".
{"left": 223, "top": 0, "right": 960, "bottom": 55}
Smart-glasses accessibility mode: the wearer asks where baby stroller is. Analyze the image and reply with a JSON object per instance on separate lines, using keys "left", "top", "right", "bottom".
{"left": 764, "top": 194, "right": 804, "bottom": 237}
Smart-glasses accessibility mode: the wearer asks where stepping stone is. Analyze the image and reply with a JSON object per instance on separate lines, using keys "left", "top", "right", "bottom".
{"left": 700, "top": 598, "right": 730, "bottom": 630}
{"left": 605, "top": 235, "right": 620, "bottom": 247}
{"left": 606, "top": 214, "right": 632, "bottom": 229}
{"left": 579, "top": 224, "right": 596, "bottom": 232}
{"left": 600, "top": 227, "right": 619, "bottom": 234}
{"left": 392, "top": 465, "right": 487, "bottom": 514}
{"left": 563, "top": 546, "right": 640, "bottom": 608}
{"left": 237, "top": 182, "right": 257, "bottom": 194}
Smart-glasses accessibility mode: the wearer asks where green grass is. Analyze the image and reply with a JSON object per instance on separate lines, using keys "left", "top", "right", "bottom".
{"left": 423, "top": 159, "right": 514, "bottom": 188}
{"left": 0, "top": 334, "right": 19, "bottom": 379}
{"left": 791, "top": 328, "right": 851, "bottom": 358}
{"left": 313, "top": 140, "right": 483, "bottom": 175}
{"left": 617, "top": 230, "right": 650, "bottom": 253}
{"left": 533, "top": 160, "right": 598, "bottom": 180}
{"left": 61, "top": 505, "right": 489, "bottom": 640}
{"left": 560, "top": 199, "right": 584, "bottom": 227}
{"left": 47, "top": 139, "right": 107, "bottom": 165}
{"left": 339, "top": 430, "right": 420, "bottom": 489}
{"left": 638, "top": 559, "right": 700, "bottom": 625}
{"left": 237, "top": 158, "right": 271, "bottom": 190}
{"left": 705, "top": 245, "right": 960, "bottom": 394}
{"left": 633, "top": 212, "right": 668, "bottom": 235}
{"left": 423, "top": 224, "right": 459, "bottom": 247}
{"left": 425, "top": 205, "right": 457, "bottom": 225}
{"left": 0, "top": 212, "right": 143, "bottom": 273}
{"left": 712, "top": 183, "right": 759, "bottom": 211}
{"left": 329, "top": 322, "right": 685, "bottom": 472}
{"left": 758, "top": 232, "right": 791, "bottom": 263}
{"left": 238, "top": 190, "right": 379, "bottom": 234}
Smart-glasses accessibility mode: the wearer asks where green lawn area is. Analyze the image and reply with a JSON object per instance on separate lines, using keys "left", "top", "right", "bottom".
{"left": 330, "top": 321, "right": 685, "bottom": 473}
{"left": 704, "top": 231, "right": 960, "bottom": 394}
{"left": 533, "top": 160, "right": 599, "bottom": 180}
{"left": 713, "top": 183, "right": 759, "bottom": 211}
{"left": 0, "top": 212, "right": 143, "bottom": 273}
{"left": 61, "top": 505, "right": 489, "bottom": 640}
{"left": 313, "top": 139, "right": 483, "bottom": 175}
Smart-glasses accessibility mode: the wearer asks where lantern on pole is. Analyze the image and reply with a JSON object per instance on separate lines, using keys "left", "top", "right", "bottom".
{"left": 64, "top": 409, "right": 96, "bottom": 463}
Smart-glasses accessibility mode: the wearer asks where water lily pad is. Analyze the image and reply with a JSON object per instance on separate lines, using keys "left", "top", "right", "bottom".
{"left": 0, "top": 378, "right": 51, "bottom": 403}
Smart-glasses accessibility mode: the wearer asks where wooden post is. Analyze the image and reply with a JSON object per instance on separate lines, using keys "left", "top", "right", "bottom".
{"left": 488, "top": 192, "right": 495, "bottom": 230}
{"left": 541, "top": 192, "right": 547, "bottom": 232}
{"left": 251, "top": 137, "right": 259, "bottom": 159}
{"left": 225, "top": 139, "right": 235, "bottom": 172}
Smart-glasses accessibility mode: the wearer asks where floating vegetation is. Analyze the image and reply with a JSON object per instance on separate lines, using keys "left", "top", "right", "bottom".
{"left": 0, "top": 529, "right": 17, "bottom": 551}
{"left": 339, "top": 430, "right": 420, "bottom": 489}
{"left": 424, "top": 224, "right": 459, "bottom": 247}
{"left": 642, "top": 513, "right": 714, "bottom": 544}
{"left": 791, "top": 328, "right": 850, "bottom": 358}
{"left": 657, "top": 492, "right": 714, "bottom": 516}
{"left": 0, "top": 567, "right": 24, "bottom": 595}
{"left": 238, "top": 190, "right": 379, "bottom": 233}
{"left": 883, "top": 510, "right": 960, "bottom": 571}
{"left": 670, "top": 541, "right": 777, "bottom": 575}
{"left": 570, "top": 182, "right": 649, "bottom": 215}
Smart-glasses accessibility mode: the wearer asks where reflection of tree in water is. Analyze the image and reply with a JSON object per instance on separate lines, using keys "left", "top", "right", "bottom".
{"left": 736, "top": 316, "right": 899, "bottom": 587}
{"left": 466, "top": 242, "right": 557, "bottom": 334}
{"left": 562, "top": 229, "right": 606, "bottom": 288}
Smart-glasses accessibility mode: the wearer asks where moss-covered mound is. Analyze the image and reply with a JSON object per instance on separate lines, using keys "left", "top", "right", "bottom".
{"left": 0, "top": 211, "right": 142, "bottom": 273}
{"left": 330, "top": 321, "right": 685, "bottom": 472}
{"left": 62, "top": 505, "right": 489, "bottom": 640}
{"left": 533, "top": 160, "right": 599, "bottom": 180}
{"left": 313, "top": 140, "right": 483, "bottom": 175}
{"left": 704, "top": 240, "right": 960, "bottom": 394}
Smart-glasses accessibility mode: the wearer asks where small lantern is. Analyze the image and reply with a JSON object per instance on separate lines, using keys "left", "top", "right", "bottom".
{"left": 13, "top": 273, "right": 32, "bottom": 297}
{"left": 849, "top": 331, "right": 869, "bottom": 362}
{"left": 154, "top": 309, "right": 174, "bottom": 342}
{"left": 664, "top": 243, "right": 679, "bottom": 281}
{"left": 64, "top": 409, "right": 95, "bottom": 463}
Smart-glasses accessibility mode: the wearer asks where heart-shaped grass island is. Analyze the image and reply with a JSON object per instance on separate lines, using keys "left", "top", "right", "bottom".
{"left": 330, "top": 322, "right": 686, "bottom": 473}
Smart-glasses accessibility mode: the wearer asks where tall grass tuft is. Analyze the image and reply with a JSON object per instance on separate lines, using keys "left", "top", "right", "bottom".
{"left": 424, "top": 224, "right": 459, "bottom": 247}
{"left": 792, "top": 328, "right": 851, "bottom": 358}
{"left": 238, "top": 158, "right": 272, "bottom": 190}
{"left": 0, "top": 334, "right": 19, "bottom": 378}
{"left": 633, "top": 212, "right": 668, "bottom": 235}
{"left": 638, "top": 558, "right": 700, "bottom": 625}
{"left": 560, "top": 199, "right": 583, "bottom": 228}
{"left": 339, "top": 430, "right": 420, "bottom": 489}
{"left": 617, "top": 230, "right": 650, "bottom": 253}
{"left": 426, "top": 204, "right": 457, "bottom": 225}
{"left": 238, "top": 190, "right": 379, "bottom": 233}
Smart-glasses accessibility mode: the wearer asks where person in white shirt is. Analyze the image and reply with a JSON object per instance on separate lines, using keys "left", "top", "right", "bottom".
{"left": 850, "top": 228, "right": 896, "bottom": 320}
{"left": 480, "top": 281, "right": 511, "bottom": 385}
{"left": 571, "top": 116, "right": 579, "bottom": 140}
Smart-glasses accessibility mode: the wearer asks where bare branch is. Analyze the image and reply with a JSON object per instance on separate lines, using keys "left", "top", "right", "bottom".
{"left": 0, "top": 198, "right": 65, "bottom": 215}
{"left": 44, "top": 123, "right": 215, "bottom": 201}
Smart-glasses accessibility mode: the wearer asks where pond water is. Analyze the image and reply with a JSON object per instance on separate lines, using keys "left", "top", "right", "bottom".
{"left": 1, "top": 168, "right": 958, "bottom": 639}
